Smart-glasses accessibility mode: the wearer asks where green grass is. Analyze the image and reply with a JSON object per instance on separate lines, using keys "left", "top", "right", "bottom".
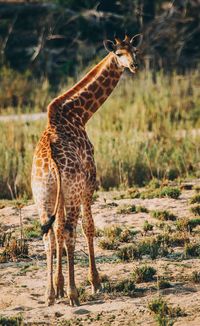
{"left": 148, "top": 296, "right": 185, "bottom": 326}
{"left": 151, "top": 210, "right": 177, "bottom": 221}
{"left": 0, "top": 315, "right": 23, "bottom": 326}
{"left": 190, "top": 194, "right": 200, "bottom": 204}
{"left": 24, "top": 220, "right": 41, "bottom": 239}
{"left": 143, "top": 220, "right": 154, "bottom": 232}
{"left": 132, "top": 265, "right": 156, "bottom": 283}
{"left": 0, "top": 70, "right": 200, "bottom": 198}
{"left": 190, "top": 205, "right": 200, "bottom": 216}
{"left": 184, "top": 242, "right": 200, "bottom": 258}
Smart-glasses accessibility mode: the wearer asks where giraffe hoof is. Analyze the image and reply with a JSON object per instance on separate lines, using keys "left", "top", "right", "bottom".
{"left": 91, "top": 282, "right": 102, "bottom": 294}
{"left": 67, "top": 288, "right": 80, "bottom": 306}
{"left": 45, "top": 288, "right": 55, "bottom": 306}
{"left": 69, "top": 297, "right": 80, "bottom": 307}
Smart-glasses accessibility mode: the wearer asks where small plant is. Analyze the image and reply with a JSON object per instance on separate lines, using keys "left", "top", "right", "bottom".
{"left": 103, "top": 278, "right": 135, "bottom": 297}
{"left": 184, "top": 242, "right": 200, "bottom": 258}
{"left": 0, "top": 315, "right": 23, "bottom": 326}
{"left": 141, "top": 187, "right": 181, "bottom": 200}
{"left": 139, "top": 236, "right": 168, "bottom": 259}
{"left": 132, "top": 265, "right": 156, "bottom": 283}
{"left": 116, "top": 204, "right": 136, "bottom": 214}
{"left": 0, "top": 238, "right": 28, "bottom": 263}
{"left": 136, "top": 206, "right": 149, "bottom": 213}
{"left": 148, "top": 296, "right": 185, "bottom": 325}
{"left": 159, "top": 187, "right": 181, "bottom": 199}
{"left": 176, "top": 218, "right": 190, "bottom": 232}
{"left": 24, "top": 220, "right": 41, "bottom": 239}
{"left": 119, "top": 228, "right": 137, "bottom": 242}
{"left": 117, "top": 244, "right": 141, "bottom": 262}
{"left": 127, "top": 188, "right": 141, "bottom": 199}
{"left": 191, "top": 271, "right": 200, "bottom": 283}
{"left": 158, "top": 279, "right": 172, "bottom": 289}
{"left": 103, "top": 225, "right": 123, "bottom": 239}
{"left": 194, "top": 185, "right": 200, "bottom": 193}
{"left": 98, "top": 238, "right": 119, "bottom": 250}
{"left": 151, "top": 210, "right": 177, "bottom": 221}
{"left": 190, "top": 205, "right": 200, "bottom": 216}
{"left": 143, "top": 220, "right": 154, "bottom": 233}
{"left": 190, "top": 194, "right": 200, "bottom": 204}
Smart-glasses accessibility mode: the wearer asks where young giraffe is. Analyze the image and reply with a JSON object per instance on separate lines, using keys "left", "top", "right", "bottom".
{"left": 31, "top": 34, "right": 142, "bottom": 306}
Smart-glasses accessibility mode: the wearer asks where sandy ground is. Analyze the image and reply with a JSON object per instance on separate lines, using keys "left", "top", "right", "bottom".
{"left": 0, "top": 181, "right": 200, "bottom": 325}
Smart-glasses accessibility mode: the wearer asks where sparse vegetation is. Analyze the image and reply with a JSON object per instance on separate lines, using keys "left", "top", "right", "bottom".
{"left": 190, "top": 205, "right": 200, "bottom": 216}
{"left": 190, "top": 194, "right": 200, "bottom": 204}
{"left": 24, "top": 220, "right": 41, "bottom": 239}
{"left": 158, "top": 279, "right": 172, "bottom": 289}
{"left": 184, "top": 242, "right": 200, "bottom": 258}
{"left": 191, "top": 271, "right": 200, "bottom": 284}
{"left": 143, "top": 220, "right": 154, "bottom": 233}
{"left": 151, "top": 210, "right": 177, "bottom": 221}
{"left": 132, "top": 265, "right": 156, "bottom": 283}
{"left": 148, "top": 296, "right": 185, "bottom": 326}
{"left": 103, "top": 278, "right": 135, "bottom": 297}
{"left": 117, "top": 244, "right": 141, "bottom": 262}
{"left": 140, "top": 186, "right": 181, "bottom": 200}
{"left": 0, "top": 315, "right": 23, "bottom": 326}
{"left": 116, "top": 204, "right": 136, "bottom": 214}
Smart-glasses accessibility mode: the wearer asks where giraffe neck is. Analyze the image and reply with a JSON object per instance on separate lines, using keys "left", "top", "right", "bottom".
{"left": 48, "top": 53, "right": 124, "bottom": 127}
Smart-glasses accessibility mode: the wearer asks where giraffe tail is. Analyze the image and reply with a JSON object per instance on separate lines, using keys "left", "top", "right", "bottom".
{"left": 41, "top": 157, "right": 61, "bottom": 236}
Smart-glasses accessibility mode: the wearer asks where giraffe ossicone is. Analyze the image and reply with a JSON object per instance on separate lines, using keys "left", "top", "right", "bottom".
{"left": 31, "top": 34, "right": 141, "bottom": 306}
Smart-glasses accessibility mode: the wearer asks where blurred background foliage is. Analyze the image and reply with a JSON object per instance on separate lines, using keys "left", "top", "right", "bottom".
{"left": 0, "top": 0, "right": 200, "bottom": 83}
{"left": 0, "top": 0, "right": 200, "bottom": 199}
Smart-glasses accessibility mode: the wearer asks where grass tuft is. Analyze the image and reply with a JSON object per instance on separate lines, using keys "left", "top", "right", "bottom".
{"left": 132, "top": 265, "right": 156, "bottom": 283}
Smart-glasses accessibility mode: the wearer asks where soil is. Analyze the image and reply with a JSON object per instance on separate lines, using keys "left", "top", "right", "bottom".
{"left": 0, "top": 180, "right": 200, "bottom": 326}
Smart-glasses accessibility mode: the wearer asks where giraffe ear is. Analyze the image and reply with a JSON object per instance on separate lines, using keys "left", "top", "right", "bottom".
{"left": 103, "top": 40, "right": 116, "bottom": 52}
{"left": 130, "top": 34, "right": 143, "bottom": 48}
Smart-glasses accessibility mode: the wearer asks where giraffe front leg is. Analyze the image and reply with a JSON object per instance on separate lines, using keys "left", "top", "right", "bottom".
{"left": 43, "top": 230, "right": 55, "bottom": 306}
{"left": 82, "top": 201, "right": 101, "bottom": 294}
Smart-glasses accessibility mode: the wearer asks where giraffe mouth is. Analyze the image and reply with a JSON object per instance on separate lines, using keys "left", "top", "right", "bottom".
{"left": 129, "top": 65, "right": 137, "bottom": 74}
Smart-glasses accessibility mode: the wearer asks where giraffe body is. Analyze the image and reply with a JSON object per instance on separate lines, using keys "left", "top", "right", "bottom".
{"left": 31, "top": 35, "right": 141, "bottom": 306}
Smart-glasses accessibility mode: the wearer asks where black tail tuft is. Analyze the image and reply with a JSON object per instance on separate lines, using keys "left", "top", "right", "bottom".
{"left": 41, "top": 215, "right": 55, "bottom": 235}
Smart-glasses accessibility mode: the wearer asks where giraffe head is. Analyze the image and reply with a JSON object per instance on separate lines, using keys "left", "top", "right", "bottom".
{"left": 104, "top": 34, "right": 142, "bottom": 73}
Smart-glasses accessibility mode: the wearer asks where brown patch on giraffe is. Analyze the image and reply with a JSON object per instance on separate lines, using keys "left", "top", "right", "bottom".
{"left": 88, "top": 83, "right": 98, "bottom": 93}
{"left": 95, "top": 88, "right": 103, "bottom": 98}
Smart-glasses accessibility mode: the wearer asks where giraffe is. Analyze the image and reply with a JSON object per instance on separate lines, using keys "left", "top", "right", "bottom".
{"left": 31, "top": 34, "right": 142, "bottom": 306}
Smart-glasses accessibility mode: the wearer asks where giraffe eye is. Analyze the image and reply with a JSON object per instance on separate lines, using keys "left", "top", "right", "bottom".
{"left": 116, "top": 53, "right": 123, "bottom": 57}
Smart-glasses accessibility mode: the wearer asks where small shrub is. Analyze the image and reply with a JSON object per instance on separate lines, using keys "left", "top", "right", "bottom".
{"left": 190, "top": 194, "right": 200, "bottom": 204}
{"left": 139, "top": 236, "right": 168, "bottom": 259}
{"left": 116, "top": 204, "right": 136, "bottom": 214}
{"left": 194, "top": 185, "right": 200, "bottom": 193}
{"left": 24, "top": 220, "right": 41, "bottom": 239}
{"left": 136, "top": 206, "right": 149, "bottom": 213}
{"left": 151, "top": 210, "right": 177, "bottom": 221}
{"left": 0, "top": 315, "right": 23, "bottom": 326}
{"left": 114, "top": 279, "right": 135, "bottom": 296}
{"left": 141, "top": 187, "right": 181, "bottom": 200}
{"left": 191, "top": 271, "right": 200, "bottom": 283}
{"left": 119, "top": 228, "right": 137, "bottom": 243}
{"left": 132, "top": 265, "right": 156, "bottom": 283}
{"left": 0, "top": 238, "right": 28, "bottom": 263}
{"left": 158, "top": 279, "right": 172, "bottom": 289}
{"left": 117, "top": 244, "right": 141, "bottom": 262}
{"left": 148, "top": 296, "right": 185, "bottom": 325}
{"left": 98, "top": 238, "right": 119, "bottom": 250}
{"left": 143, "top": 220, "right": 154, "bottom": 232}
{"left": 190, "top": 205, "right": 200, "bottom": 216}
{"left": 176, "top": 218, "right": 190, "bottom": 232}
{"left": 102, "top": 278, "right": 135, "bottom": 297}
{"left": 159, "top": 187, "right": 181, "bottom": 199}
{"left": 127, "top": 187, "right": 141, "bottom": 199}
{"left": 103, "top": 225, "right": 123, "bottom": 239}
{"left": 184, "top": 243, "right": 200, "bottom": 258}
